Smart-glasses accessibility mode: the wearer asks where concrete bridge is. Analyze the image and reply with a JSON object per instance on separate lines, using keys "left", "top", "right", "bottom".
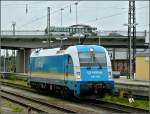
{"left": 0, "top": 30, "right": 148, "bottom": 73}
{"left": 1, "top": 30, "right": 147, "bottom": 49}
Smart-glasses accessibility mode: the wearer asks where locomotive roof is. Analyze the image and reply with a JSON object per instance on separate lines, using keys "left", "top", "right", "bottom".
{"left": 30, "top": 45, "right": 106, "bottom": 57}
{"left": 31, "top": 48, "right": 62, "bottom": 57}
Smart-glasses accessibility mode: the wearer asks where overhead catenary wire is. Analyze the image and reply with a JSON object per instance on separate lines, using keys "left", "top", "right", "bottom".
{"left": 117, "top": 24, "right": 150, "bottom": 31}
{"left": 13, "top": 2, "right": 127, "bottom": 28}
{"left": 17, "top": 1, "right": 126, "bottom": 28}
{"left": 17, "top": 4, "right": 148, "bottom": 29}
{"left": 1, "top": 1, "right": 47, "bottom": 7}
{"left": 1, "top": 3, "right": 128, "bottom": 9}
{"left": 17, "top": 1, "right": 79, "bottom": 29}
{"left": 84, "top": 5, "right": 148, "bottom": 24}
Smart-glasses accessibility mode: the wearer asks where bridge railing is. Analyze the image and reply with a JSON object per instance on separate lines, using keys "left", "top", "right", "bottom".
{"left": 1, "top": 30, "right": 45, "bottom": 35}
{"left": 99, "top": 30, "right": 146, "bottom": 36}
{"left": 1, "top": 30, "right": 146, "bottom": 37}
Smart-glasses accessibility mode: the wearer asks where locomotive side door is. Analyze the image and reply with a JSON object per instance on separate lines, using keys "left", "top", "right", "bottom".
{"left": 64, "top": 55, "right": 69, "bottom": 81}
{"left": 64, "top": 55, "right": 74, "bottom": 81}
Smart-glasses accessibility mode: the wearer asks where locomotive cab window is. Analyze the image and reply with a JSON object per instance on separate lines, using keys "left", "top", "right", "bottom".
{"left": 79, "top": 52, "right": 107, "bottom": 67}
{"left": 68, "top": 55, "right": 73, "bottom": 65}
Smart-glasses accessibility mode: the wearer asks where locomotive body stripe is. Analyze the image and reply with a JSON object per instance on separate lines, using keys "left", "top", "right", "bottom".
{"left": 31, "top": 72, "right": 74, "bottom": 77}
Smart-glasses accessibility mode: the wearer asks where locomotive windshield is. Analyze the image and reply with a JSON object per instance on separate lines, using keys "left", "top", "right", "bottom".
{"left": 79, "top": 52, "right": 107, "bottom": 67}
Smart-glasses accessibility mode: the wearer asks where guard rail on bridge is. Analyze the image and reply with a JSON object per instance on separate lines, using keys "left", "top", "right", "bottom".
{"left": 1, "top": 30, "right": 148, "bottom": 49}
{"left": 1, "top": 30, "right": 146, "bottom": 36}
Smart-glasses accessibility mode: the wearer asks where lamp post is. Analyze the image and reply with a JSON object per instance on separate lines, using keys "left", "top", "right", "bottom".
{"left": 47, "top": 7, "right": 51, "bottom": 48}
{"left": 75, "top": 2, "right": 78, "bottom": 25}
{"left": 56, "top": 37, "right": 67, "bottom": 48}
{"left": 3, "top": 50, "right": 6, "bottom": 72}
{"left": 72, "top": 33, "right": 84, "bottom": 44}
{"left": 12, "top": 21, "right": 16, "bottom": 36}
{"left": 97, "top": 31, "right": 101, "bottom": 45}
{"left": 60, "top": 8, "right": 64, "bottom": 26}
{"left": 24, "top": 49, "right": 25, "bottom": 74}
{"left": 79, "top": 33, "right": 84, "bottom": 44}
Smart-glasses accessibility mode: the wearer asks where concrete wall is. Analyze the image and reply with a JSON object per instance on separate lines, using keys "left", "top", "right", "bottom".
{"left": 135, "top": 53, "right": 149, "bottom": 81}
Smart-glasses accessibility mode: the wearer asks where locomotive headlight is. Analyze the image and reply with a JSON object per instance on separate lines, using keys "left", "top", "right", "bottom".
{"left": 76, "top": 72, "right": 80, "bottom": 79}
{"left": 90, "top": 48, "right": 94, "bottom": 52}
{"left": 76, "top": 75, "right": 80, "bottom": 79}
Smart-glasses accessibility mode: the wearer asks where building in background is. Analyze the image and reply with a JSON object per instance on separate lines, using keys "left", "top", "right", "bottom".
{"left": 135, "top": 52, "right": 149, "bottom": 81}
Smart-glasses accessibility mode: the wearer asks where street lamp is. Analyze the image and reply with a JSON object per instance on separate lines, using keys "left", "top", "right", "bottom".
{"left": 12, "top": 21, "right": 16, "bottom": 36}
{"left": 56, "top": 37, "right": 67, "bottom": 48}
{"left": 60, "top": 8, "right": 64, "bottom": 26}
{"left": 3, "top": 50, "right": 6, "bottom": 72}
{"left": 75, "top": 2, "right": 78, "bottom": 25}
{"left": 73, "top": 33, "right": 84, "bottom": 44}
{"left": 96, "top": 31, "right": 101, "bottom": 45}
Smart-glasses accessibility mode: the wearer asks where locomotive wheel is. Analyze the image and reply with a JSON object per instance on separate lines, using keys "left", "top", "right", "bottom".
{"left": 60, "top": 88, "right": 64, "bottom": 98}
{"left": 63, "top": 87, "right": 74, "bottom": 99}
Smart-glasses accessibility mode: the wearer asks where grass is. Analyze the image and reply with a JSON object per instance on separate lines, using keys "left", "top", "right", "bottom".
{"left": 101, "top": 95, "right": 149, "bottom": 110}
{"left": 12, "top": 106, "right": 23, "bottom": 112}
{"left": 3, "top": 101, "right": 12, "bottom": 108}
{"left": 2, "top": 101, "right": 23, "bottom": 112}
{"left": 0, "top": 78, "right": 27, "bottom": 86}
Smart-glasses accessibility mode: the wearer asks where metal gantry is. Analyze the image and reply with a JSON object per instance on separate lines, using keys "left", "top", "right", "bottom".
{"left": 128, "top": 0, "right": 136, "bottom": 79}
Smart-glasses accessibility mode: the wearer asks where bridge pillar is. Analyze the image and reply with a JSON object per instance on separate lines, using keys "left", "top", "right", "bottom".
{"left": 16, "top": 49, "right": 31, "bottom": 73}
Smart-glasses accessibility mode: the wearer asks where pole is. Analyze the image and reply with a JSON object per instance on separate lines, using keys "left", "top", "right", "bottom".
{"left": 75, "top": 2, "right": 78, "bottom": 25}
{"left": 128, "top": 0, "right": 136, "bottom": 79}
{"left": 0, "top": 0, "right": 1, "bottom": 107}
{"left": 12, "top": 22, "right": 16, "bottom": 36}
{"left": 47, "top": 7, "right": 51, "bottom": 48}
{"left": 60, "top": 38, "right": 62, "bottom": 48}
{"left": 4, "top": 50, "right": 6, "bottom": 72}
{"left": 132, "top": 1, "right": 136, "bottom": 78}
{"left": 129, "top": 31, "right": 132, "bottom": 80}
{"left": 128, "top": 1, "right": 131, "bottom": 79}
{"left": 61, "top": 8, "right": 64, "bottom": 26}
{"left": 98, "top": 32, "right": 101, "bottom": 45}
{"left": 79, "top": 35, "right": 80, "bottom": 44}
{"left": 6, "top": 49, "right": 9, "bottom": 72}
{"left": 24, "top": 49, "right": 25, "bottom": 74}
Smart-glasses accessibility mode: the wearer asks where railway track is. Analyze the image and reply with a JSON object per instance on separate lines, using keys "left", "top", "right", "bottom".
{"left": 0, "top": 82, "right": 101, "bottom": 113}
{"left": 0, "top": 89, "right": 77, "bottom": 113}
{"left": 0, "top": 80, "right": 149, "bottom": 113}
{"left": 0, "top": 81, "right": 36, "bottom": 92}
{"left": 82, "top": 99, "right": 149, "bottom": 113}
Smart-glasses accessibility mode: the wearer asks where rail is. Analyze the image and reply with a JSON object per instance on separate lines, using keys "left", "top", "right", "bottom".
{"left": 1, "top": 90, "right": 76, "bottom": 113}
{"left": 86, "top": 99, "right": 149, "bottom": 113}
{"left": 0, "top": 82, "right": 98, "bottom": 113}
{"left": 0, "top": 80, "right": 149, "bottom": 113}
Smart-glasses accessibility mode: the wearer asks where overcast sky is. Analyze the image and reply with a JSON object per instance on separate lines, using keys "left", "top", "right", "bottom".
{"left": 1, "top": 1, "right": 149, "bottom": 31}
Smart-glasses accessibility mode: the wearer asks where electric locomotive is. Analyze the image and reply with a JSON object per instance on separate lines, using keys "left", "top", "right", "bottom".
{"left": 29, "top": 45, "right": 115, "bottom": 97}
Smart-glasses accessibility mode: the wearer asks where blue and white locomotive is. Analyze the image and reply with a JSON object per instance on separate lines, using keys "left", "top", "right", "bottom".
{"left": 29, "top": 45, "right": 115, "bottom": 97}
